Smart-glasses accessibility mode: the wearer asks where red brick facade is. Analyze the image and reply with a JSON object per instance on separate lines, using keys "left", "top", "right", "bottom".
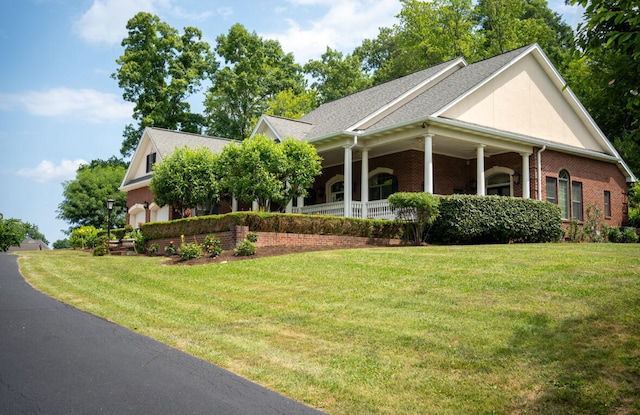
{"left": 128, "top": 149, "right": 629, "bottom": 229}
{"left": 312, "top": 149, "right": 629, "bottom": 226}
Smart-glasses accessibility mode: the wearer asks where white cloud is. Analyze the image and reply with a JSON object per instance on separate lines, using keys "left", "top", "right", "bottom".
{"left": 263, "top": 0, "right": 401, "bottom": 63}
{"left": 16, "top": 159, "right": 88, "bottom": 183}
{"left": 73, "top": 0, "right": 160, "bottom": 45}
{"left": 0, "top": 88, "right": 134, "bottom": 123}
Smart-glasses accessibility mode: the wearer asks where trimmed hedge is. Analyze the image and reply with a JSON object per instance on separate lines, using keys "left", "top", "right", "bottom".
{"left": 428, "top": 195, "right": 563, "bottom": 244}
{"left": 140, "top": 212, "right": 406, "bottom": 241}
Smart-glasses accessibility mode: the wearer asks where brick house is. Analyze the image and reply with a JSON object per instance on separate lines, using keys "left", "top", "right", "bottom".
{"left": 121, "top": 44, "right": 635, "bottom": 227}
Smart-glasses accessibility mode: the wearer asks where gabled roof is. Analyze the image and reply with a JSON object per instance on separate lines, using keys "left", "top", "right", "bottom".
{"left": 299, "top": 58, "right": 466, "bottom": 140}
{"left": 252, "top": 115, "right": 313, "bottom": 142}
{"left": 144, "top": 127, "right": 232, "bottom": 156}
{"left": 120, "top": 127, "right": 234, "bottom": 192}
{"left": 254, "top": 44, "right": 634, "bottom": 181}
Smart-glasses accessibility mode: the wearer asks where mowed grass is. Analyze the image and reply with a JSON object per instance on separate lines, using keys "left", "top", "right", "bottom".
{"left": 17, "top": 244, "right": 640, "bottom": 414}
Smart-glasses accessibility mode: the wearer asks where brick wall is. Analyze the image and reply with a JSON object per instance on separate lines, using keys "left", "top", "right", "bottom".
{"left": 539, "top": 150, "right": 628, "bottom": 226}
{"left": 146, "top": 225, "right": 403, "bottom": 255}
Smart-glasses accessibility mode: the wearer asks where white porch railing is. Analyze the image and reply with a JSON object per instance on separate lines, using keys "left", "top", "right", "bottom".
{"left": 293, "top": 199, "right": 395, "bottom": 220}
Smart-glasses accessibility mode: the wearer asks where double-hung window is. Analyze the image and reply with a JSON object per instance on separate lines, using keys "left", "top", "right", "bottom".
{"left": 604, "top": 191, "right": 611, "bottom": 217}
{"left": 547, "top": 170, "right": 583, "bottom": 221}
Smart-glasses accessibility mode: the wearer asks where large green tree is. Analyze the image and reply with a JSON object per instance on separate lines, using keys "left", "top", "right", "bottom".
{"left": 57, "top": 159, "right": 127, "bottom": 233}
{"left": 304, "top": 47, "right": 371, "bottom": 105}
{"left": 569, "top": 0, "right": 640, "bottom": 168}
{"left": 113, "top": 12, "right": 215, "bottom": 157}
{"left": 218, "top": 134, "right": 322, "bottom": 210}
{"left": 22, "top": 222, "right": 49, "bottom": 245}
{"left": 0, "top": 214, "right": 26, "bottom": 252}
{"left": 150, "top": 146, "right": 221, "bottom": 218}
{"left": 204, "top": 24, "right": 305, "bottom": 140}
{"left": 355, "top": 0, "right": 574, "bottom": 84}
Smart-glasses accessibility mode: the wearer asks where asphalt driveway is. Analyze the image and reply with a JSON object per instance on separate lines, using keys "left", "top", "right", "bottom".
{"left": 0, "top": 253, "right": 325, "bottom": 415}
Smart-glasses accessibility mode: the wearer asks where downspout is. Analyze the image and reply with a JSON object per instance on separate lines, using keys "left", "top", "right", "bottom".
{"left": 537, "top": 146, "right": 546, "bottom": 201}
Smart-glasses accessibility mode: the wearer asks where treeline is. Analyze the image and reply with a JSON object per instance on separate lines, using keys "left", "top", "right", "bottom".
{"left": 112, "top": 1, "right": 639, "bottom": 178}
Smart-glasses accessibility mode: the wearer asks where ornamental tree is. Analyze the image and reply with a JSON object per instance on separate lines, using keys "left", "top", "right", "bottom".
{"left": 0, "top": 214, "right": 26, "bottom": 252}
{"left": 218, "top": 134, "right": 322, "bottom": 211}
{"left": 150, "top": 146, "right": 221, "bottom": 217}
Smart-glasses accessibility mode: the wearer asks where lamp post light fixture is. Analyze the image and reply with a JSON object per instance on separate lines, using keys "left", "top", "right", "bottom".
{"left": 107, "top": 198, "right": 114, "bottom": 241}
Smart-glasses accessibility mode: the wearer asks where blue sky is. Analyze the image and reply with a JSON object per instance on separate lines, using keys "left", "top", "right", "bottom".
{"left": 0, "top": 0, "right": 584, "bottom": 246}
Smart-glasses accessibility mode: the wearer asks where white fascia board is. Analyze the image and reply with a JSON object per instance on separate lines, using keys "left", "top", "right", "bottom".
{"left": 347, "top": 58, "right": 468, "bottom": 132}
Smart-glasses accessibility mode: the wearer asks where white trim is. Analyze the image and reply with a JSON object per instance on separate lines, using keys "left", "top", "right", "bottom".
{"left": 326, "top": 175, "right": 345, "bottom": 203}
{"left": 485, "top": 166, "right": 515, "bottom": 196}
{"left": 368, "top": 167, "right": 394, "bottom": 178}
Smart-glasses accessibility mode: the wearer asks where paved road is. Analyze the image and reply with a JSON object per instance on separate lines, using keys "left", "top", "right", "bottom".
{"left": 0, "top": 253, "right": 325, "bottom": 415}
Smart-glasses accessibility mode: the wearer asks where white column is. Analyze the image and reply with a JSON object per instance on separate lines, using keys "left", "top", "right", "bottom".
{"left": 297, "top": 196, "right": 304, "bottom": 211}
{"left": 360, "top": 149, "right": 369, "bottom": 219}
{"left": 344, "top": 145, "right": 353, "bottom": 217}
{"left": 232, "top": 195, "right": 238, "bottom": 212}
{"left": 477, "top": 145, "right": 486, "bottom": 196}
{"left": 424, "top": 134, "right": 434, "bottom": 193}
{"left": 521, "top": 153, "right": 530, "bottom": 199}
{"left": 252, "top": 200, "right": 259, "bottom": 211}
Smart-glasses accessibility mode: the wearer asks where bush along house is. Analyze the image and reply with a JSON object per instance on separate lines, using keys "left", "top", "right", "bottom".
{"left": 121, "top": 44, "right": 635, "bottom": 228}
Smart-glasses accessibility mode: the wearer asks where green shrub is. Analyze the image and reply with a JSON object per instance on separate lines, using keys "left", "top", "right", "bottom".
{"left": 246, "top": 232, "right": 258, "bottom": 242}
{"left": 164, "top": 241, "right": 177, "bottom": 256}
{"left": 70, "top": 226, "right": 100, "bottom": 249}
{"left": 234, "top": 239, "right": 257, "bottom": 256}
{"left": 179, "top": 237, "right": 203, "bottom": 260}
{"left": 429, "top": 195, "right": 563, "bottom": 244}
{"left": 202, "top": 234, "right": 223, "bottom": 257}
{"left": 388, "top": 192, "right": 440, "bottom": 244}
{"left": 140, "top": 212, "right": 404, "bottom": 241}
{"left": 621, "top": 228, "right": 639, "bottom": 243}
{"left": 607, "top": 226, "right": 622, "bottom": 243}
{"left": 146, "top": 243, "right": 159, "bottom": 255}
{"left": 629, "top": 208, "right": 640, "bottom": 228}
{"left": 92, "top": 236, "right": 109, "bottom": 256}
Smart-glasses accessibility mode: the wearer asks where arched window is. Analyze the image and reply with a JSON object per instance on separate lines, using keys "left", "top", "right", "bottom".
{"left": 558, "top": 170, "right": 570, "bottom": 219}
{"left": 369, "top": 172, "right": 398, "bottom": 200}
{"left": 486, "top": 173, "right": 511, "bottom": 196}
{"left": 325, "top": 175, "right": 345, "bottom": 203}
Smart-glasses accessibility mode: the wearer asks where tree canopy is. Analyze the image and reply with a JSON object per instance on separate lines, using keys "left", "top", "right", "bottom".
{"left": 218, "top": 134, "right": 322, "bottom": 210}
{"left": 0, "top": 214, "right": 26, "bottom": 252}
{"left": 150, "top": 146, "right": 221, "bottom": 217}
{"left": 57, "top": 161, "right": 127, "bottom": 233}
{"left": 113, "top": 12, "right": 214, "bottom": 157}
{"left": 204, "top": 24, "right": 305, "bottom": 140}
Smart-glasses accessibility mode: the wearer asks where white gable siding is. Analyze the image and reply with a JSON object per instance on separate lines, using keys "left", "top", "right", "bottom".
{"left": 442, "top": 54, "right": 604, "bottom": 153}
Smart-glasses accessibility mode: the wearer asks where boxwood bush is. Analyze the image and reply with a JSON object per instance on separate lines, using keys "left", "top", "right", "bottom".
{"left": 140, "top": 212, "right": 405, "bottom": 241}
{"left": 428, "top": 195, "right": 563, "bottom": 244}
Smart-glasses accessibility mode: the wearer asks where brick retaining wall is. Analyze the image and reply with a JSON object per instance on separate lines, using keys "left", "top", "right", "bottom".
{"left": 146, "top": 225, "right": 403, "bottom": 255}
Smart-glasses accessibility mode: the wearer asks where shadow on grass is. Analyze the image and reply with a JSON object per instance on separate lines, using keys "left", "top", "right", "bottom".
{"left": 508, "top": 302, "right": 640, "bottom": 414}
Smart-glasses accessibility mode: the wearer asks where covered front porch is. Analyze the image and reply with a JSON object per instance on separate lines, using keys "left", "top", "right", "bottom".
{"left": 287, "top": 118, "right": 538, "bottom": 220}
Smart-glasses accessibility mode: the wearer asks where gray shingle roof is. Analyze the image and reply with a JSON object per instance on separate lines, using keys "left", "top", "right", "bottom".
{"left": 261, "top": 115, "right": 314, "bottom": 141}
{"left": 145, "top": 127, "right": 234, "bottom": 158}
{"left": 288, "top": 46, "right": 531, "bottom": 140}
{"left": 299, "top": 59, "right": 460, "bottom": 140}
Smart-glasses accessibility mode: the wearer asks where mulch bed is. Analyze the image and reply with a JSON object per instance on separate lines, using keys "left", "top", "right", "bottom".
{"left": 164, "top": 244, "right": 377, "bottom": 266}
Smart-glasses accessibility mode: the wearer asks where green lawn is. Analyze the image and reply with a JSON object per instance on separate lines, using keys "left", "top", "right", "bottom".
{"left": 17, "top": 244, "right": 640, "bottom": 414}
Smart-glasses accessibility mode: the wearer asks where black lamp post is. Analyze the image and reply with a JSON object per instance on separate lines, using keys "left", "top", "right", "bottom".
{"left": 107, "top": 199, "right": 114, "bottom": 240}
